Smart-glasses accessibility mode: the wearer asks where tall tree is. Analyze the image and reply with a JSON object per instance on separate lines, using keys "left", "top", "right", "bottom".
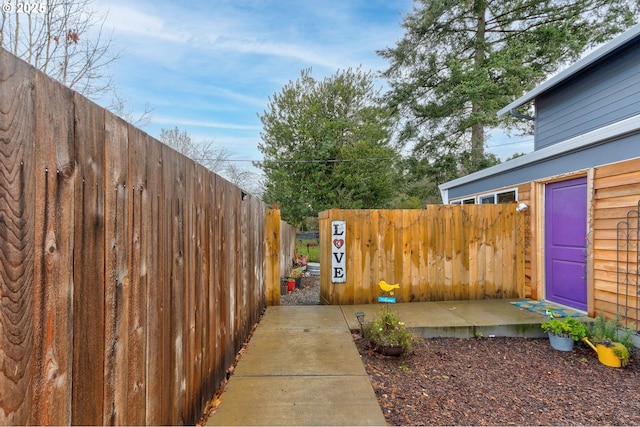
{"left": 258, "top": 68, "right": 399, "bottom": 225}
{"left": 0, "top": 0, "right": 119, "bottom": 97}
{"left": 381, "top": 0, "right": 637, "bottom": 196}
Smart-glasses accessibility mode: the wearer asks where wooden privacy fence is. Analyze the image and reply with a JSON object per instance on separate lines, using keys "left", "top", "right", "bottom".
{"left": 264, "top": 208, "right": 297, "bottom": 306}
{"left": 0, "top": 49, "right": 292, "bottom": 425}
{"left": 319, "top": 206, "right": 525, "bottom": 305}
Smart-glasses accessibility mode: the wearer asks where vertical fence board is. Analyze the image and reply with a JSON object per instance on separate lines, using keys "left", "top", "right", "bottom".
{"left": 212, "top": 175, "right": 225, "bottom": 392}
{"left": 215, "top": 177, "right": 232, "bottom": 381}
{"left": 195, "top": 165, "right": 208, "bottom": 415}
{"left": 0, "top": 49, "right": 35, "bottom": 426}
{"left": 165, "top": 146, "right": 187, "bottom": 424}
{"left": 350, "top": 212, "right": 363, "bottom": 305}
{"left": 265, "top": 208, "right": 280, "bottom": 306}
{"left": 30, "top": 67, "right": 75, "bottom": 425}
{"left": 366, "top": 210, "right": 380, "bottom": 304}
{"left": 125, "top": 125, "right": 148, "bottom": 425}
{"left": 103, "top": 112, "right": 129, "bottom": 425}
{"left": 412, "top": 211, "right": 423, "bottom": 301}
{"left": 205, "top": 174, "right": 218, "bottom": 404}
{"left": 144, "top": 134, "right": 166, "bottom": 426}
{"left": 72, "top": 93, "right": 106, "bottom": 425}
{"left": 183, "top": 159, "right": 195, "bottom": 424}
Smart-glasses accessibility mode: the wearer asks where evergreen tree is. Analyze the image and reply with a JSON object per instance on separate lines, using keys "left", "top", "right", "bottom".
{"left": 381, "top": 0, "right": 637, "bottom": 201}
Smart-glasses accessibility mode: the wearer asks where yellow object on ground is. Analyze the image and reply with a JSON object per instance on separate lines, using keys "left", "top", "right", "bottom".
{"left": 379, "top": 280, "right": 400, "bottom": 293}
{"left": 582, "top": 338, "right": 628, "bottom": 368}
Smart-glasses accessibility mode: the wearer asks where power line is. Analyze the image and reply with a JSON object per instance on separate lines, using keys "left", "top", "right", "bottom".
{"left": 214, "top": 157, "right": 396, "bottom": 163}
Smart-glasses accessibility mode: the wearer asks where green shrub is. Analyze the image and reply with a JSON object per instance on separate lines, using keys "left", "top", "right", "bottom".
{"left": 541, "top": 316, "right": 587, "bottom": 341}
{"left": 362, "top": 306, "right": 413, "bottom": 353}
{"left": 587, "top": 310, "right": 634, "bottom": 352}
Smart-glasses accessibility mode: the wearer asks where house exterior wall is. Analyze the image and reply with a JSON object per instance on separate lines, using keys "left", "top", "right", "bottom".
{"left": 447, "top": 131, "right": 640, "bottom": 200}
{"left": 449, "top": 155, "right": 640, "bottom": 324}
{"left": 535, "top": 38, "right": 640, "bottom": 150}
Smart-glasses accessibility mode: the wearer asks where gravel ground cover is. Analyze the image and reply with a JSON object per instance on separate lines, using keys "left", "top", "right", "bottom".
{"left": 280, "top": 275, "right": 320, "bottom": 305}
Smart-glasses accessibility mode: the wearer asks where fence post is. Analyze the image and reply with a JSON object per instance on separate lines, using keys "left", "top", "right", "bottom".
{"left": 265, "top": 207, "right": 281, "bottom": 306}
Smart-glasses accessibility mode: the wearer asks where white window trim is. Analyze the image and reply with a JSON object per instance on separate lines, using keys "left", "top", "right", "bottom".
{"left": 451, "top": 188, "right": 519, "bottom": 205}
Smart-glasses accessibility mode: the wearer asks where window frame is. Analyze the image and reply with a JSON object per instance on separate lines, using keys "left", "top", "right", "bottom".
{"left": 449, "top": 188, "right": 518, "bottom": 205}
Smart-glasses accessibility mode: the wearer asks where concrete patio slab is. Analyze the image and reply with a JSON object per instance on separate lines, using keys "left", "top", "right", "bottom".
{"left": 435, "top": 299, "right": 549, "bottom": 338}
{"left": 342, "top": 301, "right": 472, "bottom": 330}
{"left": 233, "top": 328, "right": 366, "bottom": 377}
{"left": 206, "top": 305, "right": 385, "bottom": 426}
{"left": 258, "top": 305, "right": 348, "bottom": 330}
{"left": 207, "top": 376, "right": 386, "bottom": 426}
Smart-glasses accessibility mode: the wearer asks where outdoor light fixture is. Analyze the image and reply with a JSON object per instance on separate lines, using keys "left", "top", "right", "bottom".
{"left": 516, "top": 202, "right": 528, "bottom": 213}
{"left": 355, "top": 311, "right": 366, "bottom": 337}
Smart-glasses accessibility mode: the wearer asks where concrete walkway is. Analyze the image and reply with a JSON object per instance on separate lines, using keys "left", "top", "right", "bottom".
{"left": 205, "top": 299, "right": 559, "bottom": 426}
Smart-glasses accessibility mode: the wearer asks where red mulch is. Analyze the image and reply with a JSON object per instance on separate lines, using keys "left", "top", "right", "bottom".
{"left": 353, "top": 333, "right": 640, "bottom": 426}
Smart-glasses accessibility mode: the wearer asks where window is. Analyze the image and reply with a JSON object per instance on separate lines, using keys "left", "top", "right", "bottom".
{"left": 450, "top": 197, "right": 475, "bottom": 204}
{"left": 477, "top": 189, "right": 517, "bottom": 204}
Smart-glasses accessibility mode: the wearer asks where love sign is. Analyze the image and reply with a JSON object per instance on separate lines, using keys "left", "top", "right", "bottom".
{"left": 331, "top": 221, "right": 346, "bottom": 283}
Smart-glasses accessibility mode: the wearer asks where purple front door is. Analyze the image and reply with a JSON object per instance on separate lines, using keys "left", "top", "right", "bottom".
{"left": 545, "top": 178, "right": 587, "bottom": 310}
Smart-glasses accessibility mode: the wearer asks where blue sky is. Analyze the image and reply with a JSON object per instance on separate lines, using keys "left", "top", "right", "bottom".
{"left": 93, "top": 0, "right": 533, "bottom": 177}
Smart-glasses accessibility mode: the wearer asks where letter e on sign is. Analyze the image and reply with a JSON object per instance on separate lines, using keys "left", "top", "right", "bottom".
{"left": 331, "top": 220, "right": 346, "bottom": 283}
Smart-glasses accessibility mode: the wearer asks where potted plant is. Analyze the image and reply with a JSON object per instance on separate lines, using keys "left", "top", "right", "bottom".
{"left": 361, "top": 280, "right": 413, "bottom": 356}
{"left": 280, "top": 278, "right": 288, "bottom": 295}
{"left": 541, "top": 311, "right": 587, "bottom": 352}
{"left": 288, "top": 267, "right": 303, "bottom": 289}
{"left": 362, "top": 306, "right": 413, "bottom": 356}
{"left": 582, "top": 311, "right": 633, "bottom": 368}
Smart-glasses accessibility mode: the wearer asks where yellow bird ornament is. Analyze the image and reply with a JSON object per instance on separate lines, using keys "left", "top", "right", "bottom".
{"left": 378, "top": 280, "right": 400, "bottom": 293}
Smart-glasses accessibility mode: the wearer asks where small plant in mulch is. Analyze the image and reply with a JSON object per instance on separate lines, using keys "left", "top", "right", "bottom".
{"left": 361, "top": 281, "right": 414, "bottom": 355}
{"left": 362, "top": 306, "right": 413, "bottom": 354}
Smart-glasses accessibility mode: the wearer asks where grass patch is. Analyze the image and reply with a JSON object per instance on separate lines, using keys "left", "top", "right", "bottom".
{"left": 296, "top": 239, "right": 320, "bottom": 262}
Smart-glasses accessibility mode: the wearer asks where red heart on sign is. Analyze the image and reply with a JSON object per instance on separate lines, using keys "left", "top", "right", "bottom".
{"left": 333, "top": 239, "right": 344, "bottom": 249}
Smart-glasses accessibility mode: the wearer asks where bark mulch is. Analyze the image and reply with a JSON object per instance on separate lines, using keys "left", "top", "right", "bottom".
{"left": 353, "top": 333, "right": 640, "bottom": 426}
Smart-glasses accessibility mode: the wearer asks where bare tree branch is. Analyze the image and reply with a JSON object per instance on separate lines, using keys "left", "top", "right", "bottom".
{"left": 1, "top": 0, "right": 119, "bottom": 97}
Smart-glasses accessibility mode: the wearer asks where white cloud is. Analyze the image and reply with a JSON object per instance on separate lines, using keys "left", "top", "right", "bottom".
{"left": 101, "top": 3, "right": 189, "bottom": 43}
{"left": 152, "top": 115, "right": 261, "bottom": 131}
{"left": 92, "top": 0, "right": 414, "bottom": 173}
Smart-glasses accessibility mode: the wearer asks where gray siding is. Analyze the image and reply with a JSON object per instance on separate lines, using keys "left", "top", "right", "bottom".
{"left": 535, "top": 39, "right": 640, "bottom": 150}
{"left": 447, "top": 132, "right": 640, "bottom": 200}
